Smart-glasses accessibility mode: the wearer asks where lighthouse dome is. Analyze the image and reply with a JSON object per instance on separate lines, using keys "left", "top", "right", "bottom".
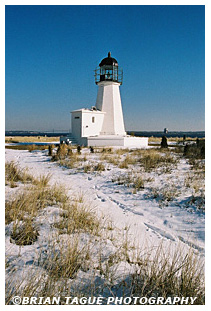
{"left": 99, "top": 52, "right": 118, "bottom": 67}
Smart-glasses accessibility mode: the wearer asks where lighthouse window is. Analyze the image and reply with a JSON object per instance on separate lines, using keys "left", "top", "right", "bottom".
{"left": 113, "top": 68, "right": 118, "bottom": 81}
{"left": 74, "top": 116, "right": 80, "bottom": 119}
{"left": 92, "top": 117, "right": 95, "bottom": 123}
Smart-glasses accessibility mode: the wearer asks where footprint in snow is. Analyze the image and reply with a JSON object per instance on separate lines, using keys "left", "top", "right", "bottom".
{"left": 144, "top": 223, "right": 175, "bottom": 241}
{"left": 96, "top": 195, "right": 106, "bottom": 202}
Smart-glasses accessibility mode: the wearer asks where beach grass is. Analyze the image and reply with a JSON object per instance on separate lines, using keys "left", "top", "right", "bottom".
{"left": 5, "top": 136, "right": 60, "bottom": 143}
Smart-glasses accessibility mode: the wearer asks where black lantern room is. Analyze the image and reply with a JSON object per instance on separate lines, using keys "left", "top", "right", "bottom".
{"left": 94, "top": 52, "right": 123, "bottom": 85}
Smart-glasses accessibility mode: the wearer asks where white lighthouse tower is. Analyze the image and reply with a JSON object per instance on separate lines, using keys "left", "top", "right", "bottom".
{"left": 95, "top": 52, "right": 126, "bottom": 136}
{"left": 69, "top": 52, "right": 148, "bottom": 148}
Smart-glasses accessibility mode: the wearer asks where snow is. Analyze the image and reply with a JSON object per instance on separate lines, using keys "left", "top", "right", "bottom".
{"left": 5, "top": 147, "right": 205, "bottom": 302}
{"left": 5, "top": 148, "right": 205, "bottom": 251}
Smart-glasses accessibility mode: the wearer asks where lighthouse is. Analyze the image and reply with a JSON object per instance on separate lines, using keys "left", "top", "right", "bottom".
{"left": 95, "top": 52, "right": 126, "bottom": 136}
{"left": 69, "top": 52, "right": 148, "bottom": 148}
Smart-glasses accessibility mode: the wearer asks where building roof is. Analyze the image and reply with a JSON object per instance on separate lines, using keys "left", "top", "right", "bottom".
{"left": 71, "top": 108, "right": 105, "bottom": 114}
{"left": 99, "top": 52, "right": 118, "bottom": 67}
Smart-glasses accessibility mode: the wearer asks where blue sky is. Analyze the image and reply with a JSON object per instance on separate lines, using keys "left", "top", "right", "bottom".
{"left": 5, "top": 5, "right": 205, "bottom": 132}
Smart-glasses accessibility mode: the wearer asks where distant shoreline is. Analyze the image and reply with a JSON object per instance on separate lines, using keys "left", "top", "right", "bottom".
{"left": 127, "top": 131, "right": 205, "bottom": 138}
{"left": 5, "top": 130, "right": 205, "bottom": 139}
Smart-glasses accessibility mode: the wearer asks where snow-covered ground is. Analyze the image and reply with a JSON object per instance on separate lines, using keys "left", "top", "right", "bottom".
{"left": 5, "top": 148, "right": 205, "bottom": 253}
{"left": 5, "top": 147, "right": 205, "bottom": 303}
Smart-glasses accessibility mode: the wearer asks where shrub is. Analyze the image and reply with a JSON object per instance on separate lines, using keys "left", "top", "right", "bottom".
{"left": 184, "top": 141, "right": 205, "bottom": 161}
{"left": 57, "top": 144, "right": 68, "bottom": 159}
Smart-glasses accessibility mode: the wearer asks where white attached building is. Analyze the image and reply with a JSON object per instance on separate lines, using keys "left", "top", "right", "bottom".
{"left": 69, "top": 52, "right": 148, "bottom": 148}
{"left": 71, "top": 108, "right": 105, "bottom": 145}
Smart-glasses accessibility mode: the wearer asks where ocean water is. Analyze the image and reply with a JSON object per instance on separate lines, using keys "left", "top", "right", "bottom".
{"left": 5, "top": 130, "right": 205, "bottom": 138}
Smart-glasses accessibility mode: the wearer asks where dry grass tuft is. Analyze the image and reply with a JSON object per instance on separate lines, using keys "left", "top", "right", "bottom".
{"left": 112, "top": 173, "right": 144, "bottom": 192}
{"left": 149, "top": 183, "right": 180, "bottom": 206}
{"left": 115, "top": 148, "right": 130, "bottom": 155}
{"left": 55, "top": 202, "right": 101, "bottom": 235}
{"left": 93, "top": 162, "right": 105, "bottom": 172}
{"left": 100, "top": 154, "right": 120, "bottom": 166}
{"left": 5, "top": 192, "right": 38, "bottom": 224}
{"left": 5, "top": 136, "right": 60, "bottom": 143}
{"left": 100, "top": 147, "right": 114, "bottom": 154}
{"left": 10, "top": 220, "right": 39, "bottom": 246}
{"left": 119, "top": 155, "right": 137, "bottom": 169}
{"left": 43, "top": 238, "right": 90, "bottom": 279}
{"left": 5, "top": 161, "right": 33, "bottom": 187}
{"left": 33, "top": 174, "right": 51, "bottom": 187}
{"left": 138, "top": 149, "right": 177, "bottom": 172}
{"left": 5, "top": 182, "right": 68, "bottom": 225}
{"left": 83, "top": 164, "right": 92, "bottom": 173}
{"left": 28, "top": 144, "right": 36, "bottom": 152}
{"left": 131, "top": 245, "right": 204, "bottom": 304}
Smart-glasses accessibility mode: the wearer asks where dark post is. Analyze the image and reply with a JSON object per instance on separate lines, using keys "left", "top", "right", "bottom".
{"left": 183, "top": 135, "right": 186, "bottom": 145}
{"left": 161, "top": 136, "right": 168, "bottom": 148}
{"left": 48, "top": 145, "right": 53, "bottom": 156}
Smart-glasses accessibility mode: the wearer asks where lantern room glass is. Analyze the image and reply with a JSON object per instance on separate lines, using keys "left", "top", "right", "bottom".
{"left": 95, "top": 65, "right": 123, "bottom": 84}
